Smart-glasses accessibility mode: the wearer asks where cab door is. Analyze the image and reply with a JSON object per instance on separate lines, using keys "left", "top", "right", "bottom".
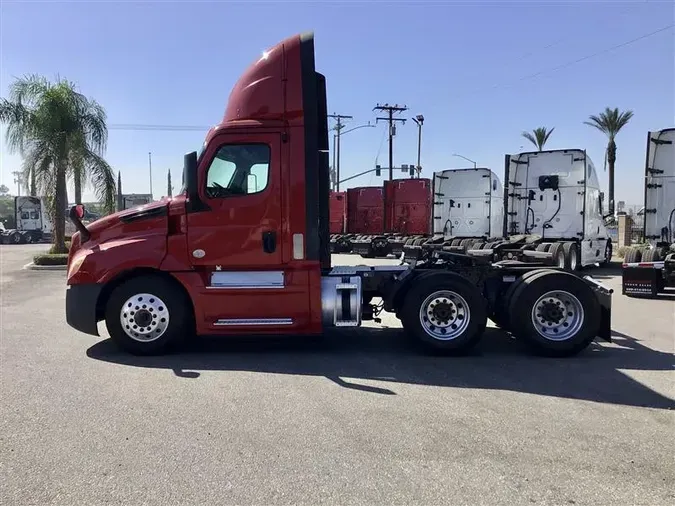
{"left": 186, "top": 131, "right": 283, "bottom": 268}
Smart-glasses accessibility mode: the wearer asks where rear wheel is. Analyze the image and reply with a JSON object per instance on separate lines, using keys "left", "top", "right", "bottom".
{"left": 401, "top": 275, "right": 487, "bottom": 354}
{"left": 105, "top": 275, "right": 191, "bottom": 355}
{"left": 508, "top": 271, "right": 601, "bottom": 357}
{"left": 549, "top": 242, "right": 565, "bottom": 268}
{"left": 490, "top": 268, "right": 557, "bottom": 330}
{"left": 641, "top": 247, "right": 664, "bottom": 262}
{"left": 563, "top": 242, "right": 580, "bottom": 271}
{"left": 600, "top": 240, "right": 613, "bottom": 266}
{"left": 623, "top": 247, "right": 641, "bottom": 264}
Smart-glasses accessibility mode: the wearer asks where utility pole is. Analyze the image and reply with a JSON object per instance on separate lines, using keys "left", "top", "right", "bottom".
{"left": 328, "top": 113, "right": 353, "bottom": 190}
{"left": 373, "top": 103, "right": 408, "bottom": 180}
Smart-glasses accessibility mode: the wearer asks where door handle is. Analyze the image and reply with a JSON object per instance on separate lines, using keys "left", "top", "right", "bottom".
{"left": 262, "top": 231, "right": 276, "bottom": 254}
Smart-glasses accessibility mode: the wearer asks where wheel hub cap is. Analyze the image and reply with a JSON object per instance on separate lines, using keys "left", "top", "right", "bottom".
{"left": 120, "top": 293, "right": 170, "bottom": 342}
{"left": 419, "top": 290, "right": 471, "bottom": 341}
{"left": 531, "top": 290, "right": 584, "bottom": 341}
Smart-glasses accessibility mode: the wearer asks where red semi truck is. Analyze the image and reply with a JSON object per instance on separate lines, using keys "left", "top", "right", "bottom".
{"left": 65, "top": 32, "right": 612, "bottom": 357}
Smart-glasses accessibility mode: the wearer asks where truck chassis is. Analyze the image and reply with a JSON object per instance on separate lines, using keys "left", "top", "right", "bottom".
{"left": 68, "top": 245, "right": 613, "bottom": 358}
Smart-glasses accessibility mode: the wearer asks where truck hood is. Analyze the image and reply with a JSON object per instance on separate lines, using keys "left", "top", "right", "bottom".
{"left": 84, "top": 200, "right": 170, "bottom": 245}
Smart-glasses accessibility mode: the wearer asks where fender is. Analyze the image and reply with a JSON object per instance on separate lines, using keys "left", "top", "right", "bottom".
{"left": 68, "top": 233, "right": 167, "bottom": 285}
{"left": 382, "top": 268, "right": 484, "bottom": 314}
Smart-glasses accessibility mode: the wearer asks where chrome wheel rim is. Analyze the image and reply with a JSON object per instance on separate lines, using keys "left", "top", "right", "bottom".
{"left": 119, "top": 293, "right": 170, "bottom": 342}
{"left": 531, "top": 290, "right": 584, "bottom": 341}
{"left": 419, "top": 290, "right": 470, "bottom": 340}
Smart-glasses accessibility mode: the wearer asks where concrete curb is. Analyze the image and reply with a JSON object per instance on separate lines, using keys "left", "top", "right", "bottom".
{"left": 23, "top": 262, "right": 67, "bottom": 271}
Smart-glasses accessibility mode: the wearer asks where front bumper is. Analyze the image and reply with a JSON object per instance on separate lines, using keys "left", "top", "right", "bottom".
{"left": 66, "top": 283, "right": 103, "bottom": 336}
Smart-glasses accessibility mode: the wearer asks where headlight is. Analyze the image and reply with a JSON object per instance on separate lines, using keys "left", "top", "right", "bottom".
{"left": 67, "top": 254, "right": 87, "bottom": 279}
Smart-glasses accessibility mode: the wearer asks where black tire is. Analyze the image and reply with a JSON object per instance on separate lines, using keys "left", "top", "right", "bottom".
{"left": 563, "top": 242, "right": 580, "bottom": 271}
{"left": 10, "top": 232, "right": 21, "bottom": 244}
{"left": 623, "top": 247, "right": 641, "bottom": 264}
{"left": 549, "top": 242, "right": 565, "bottom": 268}
{"left": 490, "top": 268, "right": 558, "bottom": 330}
{"left": 600, "top": 240, "right": 613, "bottom": 266}
{"left": 105, "top": 275, "right": 192, "bottom": 355}
{"left": 400, "top": 274, "right": 487, "bottom": 354}
{"left": 641, "top": 248, "right": 662, "bottom": 262}
{"left": 508, "top": 270, "right": 601, "bottom": 357}
{"left": 535, "top": 243, "right": 551, "bottom": 252}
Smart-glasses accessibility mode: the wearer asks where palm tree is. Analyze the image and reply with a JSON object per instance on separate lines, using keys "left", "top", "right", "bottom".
{"left": 0, "top": 75, "right": 116, "bottom": 253}
{"left": 584, "top": 107, "right": 634, "bottom": 217}
{"left": 521, "top": 127, "right": 555, "bottom": 152}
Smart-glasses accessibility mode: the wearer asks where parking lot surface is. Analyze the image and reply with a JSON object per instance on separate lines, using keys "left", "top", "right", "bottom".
{"left": 1, "top": 244, "right": 673, "bottom": 505}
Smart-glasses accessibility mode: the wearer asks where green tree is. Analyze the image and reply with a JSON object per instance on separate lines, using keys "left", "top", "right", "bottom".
{"left": 0, "top": 184, "right": 9, "bottom": 196}
{"left": 0, "top": 75, "right": 116, "bottom": 252}
{"left": 584, "top": 107, "right": 634, "bottom": 216}
{"left": 167, "top": 168, "right": 173, "bottom": 197}
{"left": 521, "top": 127, "right": 555, "bottom": 152}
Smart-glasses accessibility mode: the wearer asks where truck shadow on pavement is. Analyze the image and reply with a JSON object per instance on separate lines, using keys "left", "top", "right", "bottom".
{"left": 87, "top": 328, "right": 674, "bottom": 410}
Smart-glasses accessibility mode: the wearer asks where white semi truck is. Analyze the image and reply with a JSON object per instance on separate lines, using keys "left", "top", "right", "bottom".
{"left": 467, "top": 149, "right": 612, "bottom": 271}
{"left": 0, "top": 196, "right": 95, "bottom": 244}
{"left": 0, "top": 196, "right": 54, "bottom": 244}
{"left": 622, "top": 127, "right": 675, "bottom": 297}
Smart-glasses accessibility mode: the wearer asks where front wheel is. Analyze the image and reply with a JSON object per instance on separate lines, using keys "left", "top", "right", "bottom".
{"left": 105, "top": 275, "right": 191, "bottom": 355}
{"left": 508, "top": 270, "right": 601, "bottom": 357}
{"left": 400, "top": 275, "right": 487, "bottom": 354}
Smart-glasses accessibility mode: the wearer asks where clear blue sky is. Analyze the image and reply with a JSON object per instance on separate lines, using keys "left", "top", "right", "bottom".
{"left": 1, "top": 0, "right": 673, "bottom": 206}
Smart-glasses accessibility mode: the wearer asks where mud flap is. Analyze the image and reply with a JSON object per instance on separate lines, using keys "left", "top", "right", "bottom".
{"left": 583, "top": 275, "right": 612, "bottom": 342}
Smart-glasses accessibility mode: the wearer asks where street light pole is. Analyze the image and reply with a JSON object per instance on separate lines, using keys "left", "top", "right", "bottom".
{"left": 411, "top": 114, "right": 424, "bottom": 177}
{"left": 452, "top": 153, "right": 477, "bottom": 169}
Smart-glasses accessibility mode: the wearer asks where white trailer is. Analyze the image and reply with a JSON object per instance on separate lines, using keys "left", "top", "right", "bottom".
{"left": 467, "top": 149, "right": 612, "bottom": 270}
{"left": 402, "top": 167, "right": 504, "bottom": 260}
{"left": 622, "top": 128, "right": 675, "bottom": 297}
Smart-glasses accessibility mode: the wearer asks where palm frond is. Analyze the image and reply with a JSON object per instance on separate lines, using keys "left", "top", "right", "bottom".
{"left": 521, "top": 131, "right": 538, "bottom": 148}
{"left": 584, "top": 107, "right": 634, "bottom": 139}
{"left": 83, "top": 149, "right": 116, "bottom": 213}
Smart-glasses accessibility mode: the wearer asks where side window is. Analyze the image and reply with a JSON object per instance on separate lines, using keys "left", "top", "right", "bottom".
{"left": 205, "top": 143, "right": 270, "bottom": 198}
{"left": 21, "top": 211, "right": 30, "bottom": 219}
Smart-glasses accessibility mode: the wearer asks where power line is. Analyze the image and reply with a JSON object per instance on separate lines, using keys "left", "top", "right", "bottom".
{"left": 471, "top": 23, "right": 674, "bottom": 96}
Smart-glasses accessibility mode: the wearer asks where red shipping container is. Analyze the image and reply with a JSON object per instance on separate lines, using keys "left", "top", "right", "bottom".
{"left": 347, "top": 186, "right": 384, "bottom": 235}
{"left": 328, "top": 191, "right": 348, "bottom": 234}
{"left": 384, "top": 179, "right": 432, "bottom": 235}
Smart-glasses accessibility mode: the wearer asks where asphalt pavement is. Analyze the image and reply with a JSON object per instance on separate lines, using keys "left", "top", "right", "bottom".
{"left": 1, "top": 244, "right": 673, "bottom": 505}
